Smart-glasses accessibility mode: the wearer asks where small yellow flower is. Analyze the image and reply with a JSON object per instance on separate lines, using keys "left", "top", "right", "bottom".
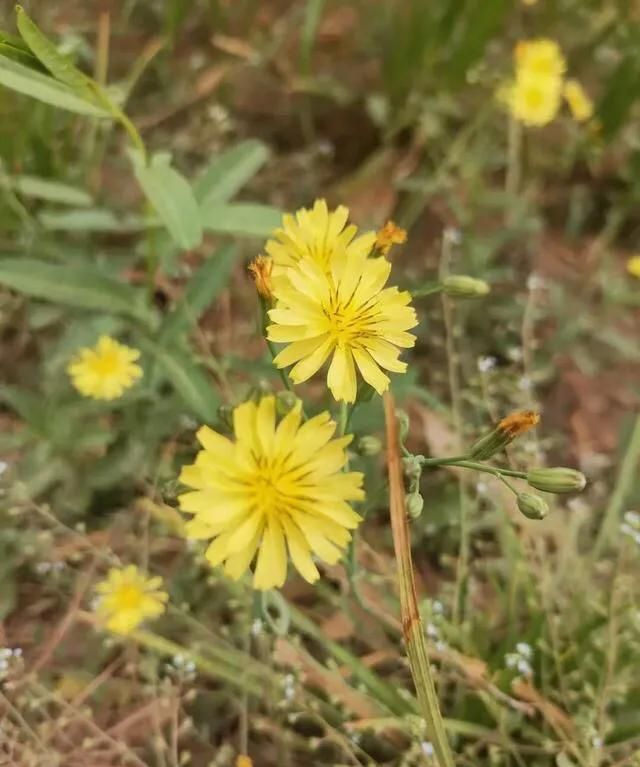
{"left": 563, "top": 79, "right": 594, "bottom": 122}
{"left": 67, "top": 335, "right": 142, "bottom": 400}
{"left": 248, "top": 255, "right": 274, "bottom": 299}
{"left": 506, "top": 73, "right": 563, "bottom": 126}
{"left": 94, "top": 565, "right": 168, "bottom": 635}
{"left": 236, "top": 757, "right": 253, "bottom": 767}
{"left": 265, "top": 199, "right": 376, "bottom": 273}
{"left": 178, "top": 396, "right": 364, "bottom": 590}
{"left": 515, "top": 39, "right": 566, "bottom": 80}
{"left": 267, "top": 254, "right": 417, "bottom": 403}
{"left": 376, "top": 221, "right": 407, "bottom": 256}
{"left": 627, "top": 255, "right": 640, "bottom": 279}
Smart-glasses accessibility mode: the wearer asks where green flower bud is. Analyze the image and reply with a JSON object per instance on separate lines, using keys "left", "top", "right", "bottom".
{"left": 517, "top": 492, "right": 549, "bottom": 520}
{"left": 442, "top": 275, "right": 490, "bottom": 299}
{"left": 396, "top": 409, "right": 410, "bottom": 441}
{"left": 526, "top": 467, "right": 587, "bottom": 494}
{"left": 357, "top": 435, "right": 382, "bottom": 457}
{"left": 275, "top": 390, "right": 298, "bottom": 415}
{"left": 402, "top": 455, "right": 422, "bottom": 482}
{"left": 406, "top": 492, "right": 424, "bottom": 519}
{"left": 469, "top": 410, "right": 540, "bottom": 460}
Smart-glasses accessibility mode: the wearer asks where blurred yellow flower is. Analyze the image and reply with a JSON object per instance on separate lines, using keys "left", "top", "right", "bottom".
{"left": 627, "top": 255, "right": 640, "bottom": 279}
{"left": 94, "top": 565, "right": 168, "bottom": 635}
{"left": 505, "top": 73, "right": 563, "bottom": 126}
{"left": 564, "top": 79, "right": 594, "bottom": 122}
{"left": 67, "top": 335, "right": 142, "bottom": 400}
{"left": 178, "top": 397, "right": 364, "bottom": 590}
{"left": 236, "top": 757, "right": 253, "bottom": 767}
{"left": 376, "top": 221, "right": 407, "bottom": 256}
{"left": 265, "top": 199, "right": 376, "bottom": 273}
{"left": 267, "top": 254, "right": 417, "bottom": 402}
{"left": 515, "top": 39, "right": 566, "bottom": 80}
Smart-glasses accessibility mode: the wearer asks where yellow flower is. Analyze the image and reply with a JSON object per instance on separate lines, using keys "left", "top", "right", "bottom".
{"left": 627, "top": 255, "right": 640, "bottom": 279}
{"left": 67, "top": 335, "right": 142, "bottom": 400}
{"left": 94, "top": 565, "right": 168, "bottom": 635}
{"left": 564, "top": 79, "right": 594, "bottom": 122}
{"left": 178, "top": 396, "right": 364, "bottom": 590}
{"left": 265, "top": 199, "right": 376, "bottom": 273}
{"left": 236, "top": 757, "right": 253, "bottom": 767}
{"left": 267, "top": 254, "right": 417, "bottom": 402}
{"left": 248, "top": 255, "right": 274, "bottom": 299}
{"left": 515, "top": 39, "right": 566, "bottom": 80}
{"left": 376, "top": 221, "right": 407, "bottom": 256}
{"left": 506, "top": 72, "right": 563, "bottom": 127}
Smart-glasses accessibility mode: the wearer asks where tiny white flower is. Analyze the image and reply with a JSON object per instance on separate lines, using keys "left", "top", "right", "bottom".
{"left": 432, "top": 600, "right": 444, "bottom": 615}
{"left": 435, "top": 640, "right": 448, "bottom": 652}
{"left": 623, "top": 511, "right": 640, "bottom": 527}
{"left": 421, "top": 741, "right": 435, "bottom": 756}
{"left": 251, "top": 619, "right": 263, "bottom": 637}
{"left": 476, "top": 481, "right": 488, "bottom": 495}
{"left": 516, "top": 658, "right": 532, "bottom": 676}
{"left": 516, "top": 642, "right": 532, "bottom": 658}
{"left": 426, "top": 622, "right": 439, "bottom": 639}
{"left": 527, "top": 273, "right": 546, "bottom": 291}
{"left": 477, "top": 356, "right": 497, "bottom": 373}
{"left": 518, "top": 375, "right": 533, "bottom": 391}
{"left": 591, "top": 736, "right": 603, "bottom": 749}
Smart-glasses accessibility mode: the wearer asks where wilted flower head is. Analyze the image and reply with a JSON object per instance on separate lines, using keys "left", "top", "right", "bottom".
{"left": 67, "top": 335, "right": 142, "bottom": 400}
{"left": 469, "top": 410, "right": 540, "bottom": 460}
{"left": 178, "top": 396, "right": 364, "bottom": 589}
{"left": 94, "top": 565, "right": 168, "bottom": 635}
{"left": 375, "top": 221, "right": 407, "bottom": 256}
{"left": 248, "top": 255, "right": 274, "bottom": 299}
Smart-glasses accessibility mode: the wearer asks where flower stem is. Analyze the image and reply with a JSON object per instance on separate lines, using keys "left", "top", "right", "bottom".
{"left": 383, "top": 393, "right": 455, "bottom": 767}
{"left": 422, "top": 456, "right": 527, "bottom": 479}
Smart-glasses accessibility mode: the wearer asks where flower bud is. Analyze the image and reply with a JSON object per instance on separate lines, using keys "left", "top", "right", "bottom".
{"left": 357, "top": 435, "right": 382, "bottom": 457}
{"left": 469, "top": 410, "right": 540, "bottom": 460}
{"left": 517, "top": 492, "right": 549, "bottom": 520}
{"left": 442, "top": 275, "right": 490, "bottom": 299}
{"left": 396, "top": 409, "right": 410, "bottom": 441}
{"left": 275, "top": 390, "right": 298, "bottom": 415}
{"left": 406, "top": 492, "right": 424, "bottom": 519}
{"left": 526, "top": 467, "right": 587, "bottom": 494}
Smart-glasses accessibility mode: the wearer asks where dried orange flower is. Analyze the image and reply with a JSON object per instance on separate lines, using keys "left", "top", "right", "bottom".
{"left": 498, "top": 410, "right": 541, "bottom": 438}
{"left": 248, "top": 255, "right": 274, "bottom": 300}
{"left": 376, "top": 221, "right": 407, "bottom": 256}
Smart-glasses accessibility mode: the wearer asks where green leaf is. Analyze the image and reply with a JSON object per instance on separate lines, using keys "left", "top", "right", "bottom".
{"left": 9, "top": 175, "right": 93, "bottom": 206}
{"left": 133, "top": 154, "right": 203, "bottom": 249}
{"left": 0, "top": 258, "right": 154, "bottom": 325}
{"left": 201, "top": 203, "right": 282, "bottom": 237}
{"left": 194, "top": 140, "right": 270, "bottom": 205}
{"left": 0, "top": 53, "right": 108, "bottom": 117}
{"left": 15, "top": 5, "right": 98, "bottom": 104}
{"left": 143, "top": 342, "right": 219, "bottom": 422}
{"left": 597, "top": 49, "right": 640, "bottom": 141}
{"left": 160, "top": 245, "right": 237, "bottom": 342}
{"left": 38, "top": 208, "right": 147, "bottom": 232}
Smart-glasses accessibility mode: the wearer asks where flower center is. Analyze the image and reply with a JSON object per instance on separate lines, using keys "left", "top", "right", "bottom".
{"left": 114, "top": 585, "right": 144, "bottom": 611}
{"left": 324, "top": 292, "right": 380, "bottom": 346}
{"left": 92, "top": 351, "right": 122, "bottom": 377}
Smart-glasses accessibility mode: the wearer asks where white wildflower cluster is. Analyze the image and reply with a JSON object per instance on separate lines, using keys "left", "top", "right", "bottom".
{"left": 165, "top": 654, "right": 196, "bottom": 679}
{"left": 0, "top": 647, "right": 23, "bottom": 681}
{"left": 620, "top": 511, "right": 640, "bottom": 547}
{"left": 505, "top": 642, "right": 533, "bottom": 677}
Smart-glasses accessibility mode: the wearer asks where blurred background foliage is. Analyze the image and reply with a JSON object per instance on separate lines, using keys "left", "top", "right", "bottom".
{"left": 0, "top": 1, "right": 639, "bottom": 766}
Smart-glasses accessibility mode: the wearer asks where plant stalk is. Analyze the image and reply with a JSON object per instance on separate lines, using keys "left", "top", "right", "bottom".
{"left": 383, "top": 393, "right": 455, "bottom": 767}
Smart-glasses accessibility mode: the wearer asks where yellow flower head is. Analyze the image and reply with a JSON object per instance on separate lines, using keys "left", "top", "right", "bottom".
{"left": 236, "top": 757, "right": 253, "bottom": 767}
{"left": 178, "top": 396, "right": 364, "bottom": 590}
{"left": 505, "top": 72, "right": 563, "bottom": 127}
{"left": 564, "top": 79, "right": 594, "bottom": 122}
{"left": 265, "top": 199, "right": 376, "bottom": 273}
{"left": 515, "top": 39, "right": 566, "bottom": 80}
{"left": 94, "top": 565, "right": 168, "bottom": 635}
{"left": 376, "top": 221, "right": 407, "bottom": 256}
{"left": 248, "top": 255, "right": 274, "bottom": 299}
{"left": 627, "top": 255, "right": 640, "bottom": 279}
{"left": 267, "top": 254, "right": 417, "bottom": 403}
{"left": 67, "top": 335, "right": 142, "bottom": 400}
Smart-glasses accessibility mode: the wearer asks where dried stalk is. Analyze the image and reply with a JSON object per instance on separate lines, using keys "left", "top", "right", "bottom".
{"left": 383, "top": 393, "right": 455, "bottom": 767}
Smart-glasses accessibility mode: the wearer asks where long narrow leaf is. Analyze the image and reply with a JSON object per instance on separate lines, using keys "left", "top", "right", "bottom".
{"left": 10, "top": 175, "right": 93, "bottom": 206}
{"left": 0, "top": 258, "right": 153, "bottom": 324}
{"left": 194, "top": 140, "right": 270, "bottom": 205}
{"left": 0, "top": 53, "right": 108, "bottom": 117}
{"left": 201, "top": 203, "right": 282, "bottom": 237}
